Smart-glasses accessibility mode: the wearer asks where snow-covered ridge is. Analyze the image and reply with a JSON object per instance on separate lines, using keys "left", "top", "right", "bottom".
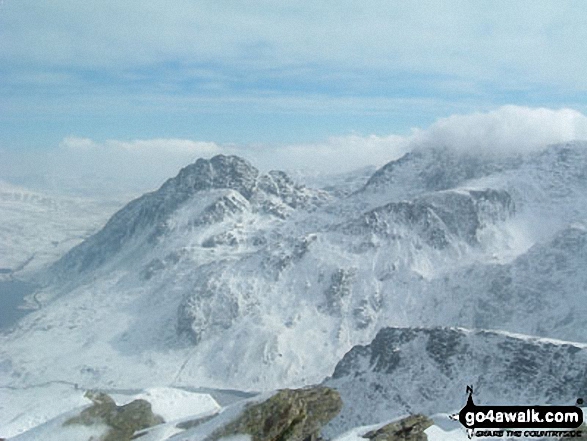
{"left": 361, "top": 146, "right": 523, "bottom": 198}
{"left": 324, "top": 326, "right": 587, "bottom": 436}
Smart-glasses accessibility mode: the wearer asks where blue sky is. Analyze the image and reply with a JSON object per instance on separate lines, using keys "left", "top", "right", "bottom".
{"left": 2, "top": 1, "right": 587, "bottom": 194}
{"left": 2, "top": 0, "right": 587, "bottom": 148}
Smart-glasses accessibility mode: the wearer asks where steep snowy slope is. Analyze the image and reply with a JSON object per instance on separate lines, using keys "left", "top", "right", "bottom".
{"left": 323, "top": 326, "right": 587, "bottom": 436}
{"left": 410, "top": 224, "right": 587, "bottom": 342}
{"left": 1, "top": 143, "right": 587, "bottom": 398}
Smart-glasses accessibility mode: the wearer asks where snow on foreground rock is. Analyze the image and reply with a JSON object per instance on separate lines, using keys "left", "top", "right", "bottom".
{"left": 8, "top": 386, "right": 341, "bottom": 441}
{"left": 6, "top": 387, "right": 220, "bottom": 440}
{"left": 7, "top": 385, "right": 459, "bottom": 441}
{"left": 110, "top": 387, "right": 221, "bottom": 422}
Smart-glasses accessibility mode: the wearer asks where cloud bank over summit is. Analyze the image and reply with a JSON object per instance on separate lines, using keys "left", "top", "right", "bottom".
{"left": 412, "top": 106, "right": 587, "bottom": 155}
{"left": 2, "top": 106, "right": 587, "bottom": 196}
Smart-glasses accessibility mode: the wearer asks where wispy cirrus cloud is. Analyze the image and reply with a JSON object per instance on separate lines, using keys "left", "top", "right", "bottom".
{"left": 2, "top": 1, "right": 587, "bottom": 149}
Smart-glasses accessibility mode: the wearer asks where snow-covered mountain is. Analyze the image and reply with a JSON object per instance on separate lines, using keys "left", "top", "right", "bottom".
{"left": 2, "top": 142, "right": 587, "bottom": 437}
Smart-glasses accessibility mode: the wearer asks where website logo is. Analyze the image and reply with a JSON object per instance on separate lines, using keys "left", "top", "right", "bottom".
{"left": 451, "top": 385, "right": 584, "bottom": 438}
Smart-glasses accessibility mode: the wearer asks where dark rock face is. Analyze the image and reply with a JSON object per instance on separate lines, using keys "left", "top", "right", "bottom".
{"left": 257, "top": 171, "right": 309, "bottom": 209}
{"left": 322, "top": 268, "right": 356, "bottom": 315}
{"left": 325, "top": 327, "right": 587, "bottom": 435}
{"left": 176, "top": 268, "right": 241, "bottom": 344}
{"left": 348, "top": 189, "right": 513, "bottom": 249}
{"left": 192, "top": 192, "right": 250, "bottom": 227}
{"left": 356, "top": 200, "right": 450, "bottom": 249}
{"left": 201, "top": 231, "right": 240, "bottom": 248}
{"left": 64, "top": 391, "right": 164, "bottom": 441}
{"left": 208, "top": 387, "right": 342, "bottom": 441}
{"left": 362, "top": 415, "right": 433, "bottom": 441}
{"left": 424, "top": 225, "right": 587, "bottom": 343}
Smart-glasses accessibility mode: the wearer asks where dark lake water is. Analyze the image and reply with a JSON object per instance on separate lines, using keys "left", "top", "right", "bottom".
{"left": 0, "top": 280, "right": 37, "bottom": 331}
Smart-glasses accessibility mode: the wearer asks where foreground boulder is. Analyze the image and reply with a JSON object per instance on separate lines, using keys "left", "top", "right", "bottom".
{"left": 64, "top": 391, "right": 164, "bottom": 441}
{"left": 208, "top": 386, "right": 343, "bottom": 441}
{"left": 362, "top": 415, "right": 433, "bottom": 441}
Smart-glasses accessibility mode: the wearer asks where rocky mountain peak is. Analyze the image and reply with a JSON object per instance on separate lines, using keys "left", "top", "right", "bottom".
{"left": 161, "top": 155, "right": 260, "bottom": 200}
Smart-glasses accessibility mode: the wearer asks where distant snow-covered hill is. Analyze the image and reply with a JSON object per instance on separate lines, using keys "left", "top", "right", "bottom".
{"left": 0, "top": 180, "right": 124, "bottom": 278}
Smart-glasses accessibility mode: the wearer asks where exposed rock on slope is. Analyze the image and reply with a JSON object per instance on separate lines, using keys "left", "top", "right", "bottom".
{"left": 346, "top": 188, "right": 514, "bottom": 249}
{"left": 4, "top": 144, "right": 587, "bottom": 393}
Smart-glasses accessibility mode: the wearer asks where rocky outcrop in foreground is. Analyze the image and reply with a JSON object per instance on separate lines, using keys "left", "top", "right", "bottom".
{"left": 64, "top": 390, "right": 164, "bottom": 441}
{"left": 51, "top": 386, "right": 346, "bottom": 441}
{"left": 208, "top": 387, "right": 343, "bottom": 441}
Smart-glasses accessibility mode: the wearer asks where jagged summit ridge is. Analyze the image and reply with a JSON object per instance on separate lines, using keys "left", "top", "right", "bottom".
{"left": 50, "top": 155, "right": 327, "bottom": 278}
{"left": 160, "top": 155, "right": 260, "bottom": 199}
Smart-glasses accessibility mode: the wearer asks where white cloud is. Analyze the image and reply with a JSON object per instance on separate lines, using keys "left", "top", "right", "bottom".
{"left": 241, "top": 134, "right": 411, "bottom": 174}
{"left": 3, "top": 106, "right": 587, "bottom": 197}
{"left": 59, "top": 136, "right": 95, "bottom": 151}
{"left": 411, "top": 106, "right": 587, "bottom": 155}
{"left": 255, "top": 106, "right": 587, "bottom": 172}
